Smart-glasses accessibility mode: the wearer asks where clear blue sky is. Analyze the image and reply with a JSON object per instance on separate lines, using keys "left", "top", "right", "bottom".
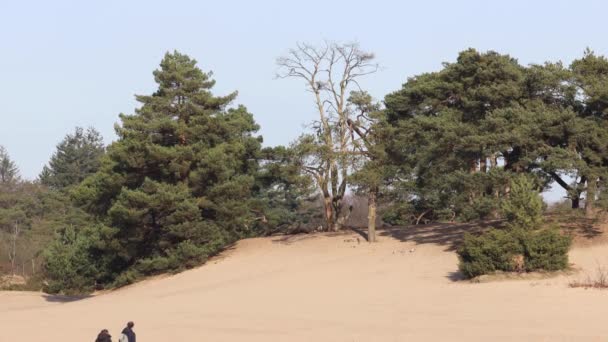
{"left": 1, "top": 0, "right": 606, "bottom": 202}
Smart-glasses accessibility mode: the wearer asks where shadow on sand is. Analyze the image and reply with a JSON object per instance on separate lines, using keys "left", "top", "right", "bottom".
{"left": 445, "top": 271, "right": 466, "bottom": 281}
{"left": 352, "top": 221, "right": 505, "bottom": 282}
{"left": 353, "top": 220, "right": 504, "bottom": 251}
{"left": 553, "top": 214, "right": 604, "bottom": 240}
{"left": 43, "top": 294, "right": 93, "bottom": 303}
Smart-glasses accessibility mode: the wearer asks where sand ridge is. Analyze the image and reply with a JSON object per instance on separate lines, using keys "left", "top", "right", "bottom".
{"left": 2, "top": 225, "right": 608, "bottom": 341}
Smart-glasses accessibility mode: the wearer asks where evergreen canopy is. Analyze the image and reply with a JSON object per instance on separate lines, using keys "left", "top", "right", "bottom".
{"left": 39, "top": 127, "right": 105, "bottom": 189}
{"left": 71, "top": 51, "right": 294, "bottom": 284}
{"left": 382, "top": 48, "right": 608, "bottom": 222}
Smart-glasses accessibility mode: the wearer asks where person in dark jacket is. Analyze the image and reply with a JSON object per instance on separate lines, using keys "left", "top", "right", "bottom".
{"left": 120, "top": 321, "right": 136, "bottom": 342}
{"left": 95, "top": 329, "right": 112, "bottom": 342}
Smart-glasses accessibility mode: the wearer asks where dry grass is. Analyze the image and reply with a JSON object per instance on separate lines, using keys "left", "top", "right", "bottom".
{"left": 0, "top": 275, "right": 26, "bottom": 287}
{"left": 569, "top": 263, "right": 608, "bottom": 289}
{"left": 471, "top": 268, "right": 576, "bottom": 283}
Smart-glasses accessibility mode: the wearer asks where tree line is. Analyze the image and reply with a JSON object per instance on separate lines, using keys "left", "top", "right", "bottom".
{"left": 1, "top": 44, "right": 607, "bottom": 292}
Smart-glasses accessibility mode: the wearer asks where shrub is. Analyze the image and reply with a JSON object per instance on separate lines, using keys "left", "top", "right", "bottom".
{"left": 523, "top": 228, "right": 571, "bottom": 271}
{"left": 459, "top": 197, "right": 499, "bottom": 222}
{"left": 458, "top": 228, "right": 571, "bottom": 279}
{"left": 458, "top": 206, "right": 480, "bottom": 223}
{"left": 458, "top": 229, "right": 523, "bottom": 278}
{"left": 42, "top": 225, "right": 103, "bottom": 294}
{"left": 135, "top": 256, "right": 172, "bottom": 275}
{"left": 382, "top": 202, "right": 415, "bottom": 226}
{"left": 112, "top": 269, "right": 141, "bottom": 288}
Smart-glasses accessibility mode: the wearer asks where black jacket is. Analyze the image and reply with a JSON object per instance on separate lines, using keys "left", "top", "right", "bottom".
{"left": 122, "top": 327, "right": 136, "bottom": 342}
{"left": 95, "top": 331, "right": 112, "bottom": 342}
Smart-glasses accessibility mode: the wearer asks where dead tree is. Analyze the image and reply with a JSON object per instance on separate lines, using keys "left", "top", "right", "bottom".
{"left": 277, "top": 41, "right": 378, "bottom": 231}
{"left": 8, "top": 220, "right": 22, "bottom": 276}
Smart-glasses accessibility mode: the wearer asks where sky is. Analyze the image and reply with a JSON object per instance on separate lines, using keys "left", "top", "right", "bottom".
{"left": 1, "top": 0, "right": 607, "bottom": 202}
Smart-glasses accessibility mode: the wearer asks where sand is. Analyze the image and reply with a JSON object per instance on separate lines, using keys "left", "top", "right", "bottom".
{"left": 2, "top": 225, "right": 608, "bottom": 341}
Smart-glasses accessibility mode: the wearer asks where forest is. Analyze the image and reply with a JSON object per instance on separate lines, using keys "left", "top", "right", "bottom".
{"left": 1, "top": 43, "right": 607, "bottom": 293}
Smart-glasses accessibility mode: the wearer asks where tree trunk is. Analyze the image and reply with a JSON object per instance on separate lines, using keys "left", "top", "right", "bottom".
{"left": 490, "top": 160, "right": 501, "bottom": 218}
{"left": 9, "top": 255, "right": 15, "bottom": 276}
{"left": 572, "top": 195, "right": 580, "bottom": 209}
{"left": 469, "top": 158, "right": 478, "bottom": 174}
{"left": 506, "top": 147, "right": 526, "bottom": 173}
{"left": 10, "top": 222, "right": 19, "bottom": 276}
{"left": 323, "top": 195, "right": 334, "bottom": 231}
{"left": 331, "top": 197, "right": 342, "bottom": 232}
{"left": 490, "top": 153, "right": 497, "bottom": 169}
{"left": 415, "top": 209, "right": 431, "bottom": 225}
{"left": 572, "top": 175, "right": 587, "bottom": 209}
{"left": 367, "top": 188, "right": 377, "bottom": 243}
{"left": 586, "top": 176, "right": 597, "bottom": 218}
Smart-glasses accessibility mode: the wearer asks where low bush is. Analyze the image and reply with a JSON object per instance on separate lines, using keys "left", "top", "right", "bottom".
{"left": 458, "top": 229, "right": 523, "bottom": 278}
{"left": 523, "top": 228, "right": 571, "bottom": 272}
{"left": 112, "top": 269, "right": 141, "bottom": 288}
{"left": 459, "top": 197, "right": 499, "bottom": 222}
{"left": 382, "top": 203, "right": 415, "bottom": 226}
{"left": 42, "top": 225, "right": 104, "bottom": 294}
{"left": 458, "top": 228, "right": 571, "bottom": 279}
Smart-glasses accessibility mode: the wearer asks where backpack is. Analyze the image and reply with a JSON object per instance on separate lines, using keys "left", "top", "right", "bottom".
{"left": 119, "top": 333, "right": 129, "bottom": 342}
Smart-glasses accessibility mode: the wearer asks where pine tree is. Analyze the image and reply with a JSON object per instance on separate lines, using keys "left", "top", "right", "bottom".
{"left": 501, "top": 175, "right": 543, "bottom": 230}
{"left": 382, "top": 49, "right": 527, "bottom": 222}
{"left": 0, "top": 146, "right": 19, "bottom": 185}
{"left": 39, "top": 127, "right": 105, "bottom": 189}
{"left": 380, "top": 48, "right": 608, "bottom": 222}
{"left": 347, "top": 91, "right": 388, "bottom": 242}
{"left": 71, "top": 51, "right": 272, "bottom": 283}
{"left": 570, "top": 49, "right": 608, "bottom": 216}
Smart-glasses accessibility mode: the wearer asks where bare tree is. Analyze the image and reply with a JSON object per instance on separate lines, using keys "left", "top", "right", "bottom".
{"left": 277, "top": 42, "right": 378, "bottom": 231}
{"left": 8, "top": 220, "right": 22, "bottom": 276}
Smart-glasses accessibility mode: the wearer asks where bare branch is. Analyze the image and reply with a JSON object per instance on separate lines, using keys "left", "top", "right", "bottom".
{"left": 276, "top": 41, "right": 379, "bottom": 231}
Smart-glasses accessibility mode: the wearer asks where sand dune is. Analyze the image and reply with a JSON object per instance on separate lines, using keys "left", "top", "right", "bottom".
{"left": 2, "top": 225, "right": 608, "bottom": 341}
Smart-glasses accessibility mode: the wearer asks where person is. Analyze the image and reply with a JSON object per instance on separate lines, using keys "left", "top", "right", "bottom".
{"left": 119, "top": 321, "right": 136, "bottom": 342}
{"left": 95, "top": 329, "right": 112, "bottom": 342}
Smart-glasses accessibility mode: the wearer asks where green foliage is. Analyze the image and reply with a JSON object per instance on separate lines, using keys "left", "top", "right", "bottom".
{"left": 381, "top": 47, "right": 608, "bottom": 222}
{"left": 7, "top": 47, "right": 608, "bottom": 294}
{"left": 458, "top": 228, "right": 571, "bottom": 279}
{"left": 458, "top": 173, "right": 569, "bottom": 278}
{"left": 501, "top": 175, "right": 544, "bottom": 229}
{"left": 42, "top": 225, "right": 105, "bottom": 294}
{"left": 42, "top": 51, "right": 314, "bottom": 293}
{"left": 382, "top": 49, "right": 530, "bottom": 222}
{"left": 458, "top": 229, "right": 523, "bottom": 278}
{"left": 381, "top": 202, "right": 415, "bottom": 226}
{"left": 39, "top": 127, "right": 105, "bottom": 189}
{"left": 523, "top": 228, "right": 571, "bottom": 271}
{"left": 0, "top": 177, "right": 90, "bottom": 287}
{"left": 459, "top": 197, "right": 499, "bottom": 222}
{"left": 0, "top": 146, "right": 19, "bottom": 185}
{"left": 256, "top": 146, "right": 320, "bottom": 233}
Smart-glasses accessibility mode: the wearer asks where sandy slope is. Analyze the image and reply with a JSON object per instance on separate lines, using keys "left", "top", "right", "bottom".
{"left": 2, "top": 225, "right": 608, "bottom": 342}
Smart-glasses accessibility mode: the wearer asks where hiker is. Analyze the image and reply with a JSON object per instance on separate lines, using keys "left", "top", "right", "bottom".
{"left": 119, "top": 321, "right": 136, "bottom": 342}
{"left": 95, "top": 329, "right": 112, "bottom": 342}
